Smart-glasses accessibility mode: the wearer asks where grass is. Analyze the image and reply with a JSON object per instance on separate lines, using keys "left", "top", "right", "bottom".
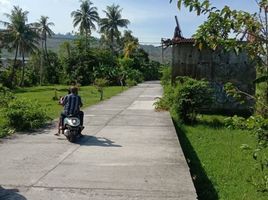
{"left": 0, "top": 85, "right": 126, "bottom": 137}
{"left": 174, "top": 115, "right": 268, "bottom": 200}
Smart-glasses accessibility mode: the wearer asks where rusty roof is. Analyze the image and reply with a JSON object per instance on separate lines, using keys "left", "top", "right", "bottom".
{"left": 161, "top": 37, "right": 195, "bottom": 48}
{"left": 172, "top": 37, "right": 195, "bottom": 44}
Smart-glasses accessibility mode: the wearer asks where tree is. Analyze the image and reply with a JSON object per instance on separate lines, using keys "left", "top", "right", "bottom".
{"left": 0, "top": 6, "right": 39, "bottom": 87}
{"left": 170, "top": 0, "right": 268, "bottom": 192}
{"left": 99, "top": 4, "right": 130, "bottom": 55}
{"left": 71, "top": 0, "right": 99, "bottom": 49}
{"left": 121, "top": 30, "right": 139, "bottom": 58}
{"left": 34, "top": 16, "right": 54, "bottom": 85}
{"left": 0, "top": 38, "right": 2, "bottom": 68}
{"left": 170, "top": 0, "right": 268, "bottom": 108}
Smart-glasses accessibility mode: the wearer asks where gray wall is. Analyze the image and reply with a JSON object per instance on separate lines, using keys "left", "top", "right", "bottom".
{"left": 172, "top": 43, "right": 256, "bottom": 115}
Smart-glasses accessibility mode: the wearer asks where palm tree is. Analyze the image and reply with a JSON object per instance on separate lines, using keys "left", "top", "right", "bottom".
{"left": 99, "top": 4, "right": 130, "bottom": 54}
{"left": 124, "top": 41, "right": 138, "bottom": 58}
{"left": 0, "top": 6, "right": 39, "bottom": 87}
{"left": 34, "top": 16, "right": 54, "bottom": 85}
{"left": 122, "top": 30, "right": 139, "bottom": 58}
{"left": 35, "top": 16, "right": 54, "bottom": 60}
{"left": 71, "top": 0, "right": 99, "bottom": 48}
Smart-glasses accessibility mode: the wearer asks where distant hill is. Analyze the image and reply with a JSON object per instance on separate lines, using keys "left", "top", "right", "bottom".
{"left": 140, "top": 45, "right": 172, "bottom": 64}
{"left": 2, "top": 34, "right": 172, "bottom": 64}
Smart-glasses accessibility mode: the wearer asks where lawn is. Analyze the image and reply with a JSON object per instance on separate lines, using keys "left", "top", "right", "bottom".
{"left": 0, "top": 85, "right": 126, "bottom": 137}
{"left": 174, "top": 115, "right": 268, "bottom": 200}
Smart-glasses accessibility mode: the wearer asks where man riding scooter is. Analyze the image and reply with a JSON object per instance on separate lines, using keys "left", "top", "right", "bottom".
{"left": 56, "top": 86, "right": 84, "bottom": 137}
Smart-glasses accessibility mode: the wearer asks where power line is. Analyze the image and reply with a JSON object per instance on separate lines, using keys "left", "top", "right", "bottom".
{"left": 139, "top": 41, "right": 162, "bottom": 45}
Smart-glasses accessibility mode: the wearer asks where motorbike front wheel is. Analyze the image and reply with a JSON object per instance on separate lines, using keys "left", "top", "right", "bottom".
{"left": 67, "top": 131, "right": 76, "bottom": 143}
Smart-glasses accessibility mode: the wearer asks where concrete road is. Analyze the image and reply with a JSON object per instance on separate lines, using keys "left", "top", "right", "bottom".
{"left": 0, "top": 81, "right": 197, "bottom": 200}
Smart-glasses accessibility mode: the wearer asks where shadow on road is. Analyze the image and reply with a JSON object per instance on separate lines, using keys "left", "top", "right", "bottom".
{"left": 0, "top": 186, "right": 27, "bottom": 200}
{"left": 76, "top": 135, "right": 122, "bottom": 147}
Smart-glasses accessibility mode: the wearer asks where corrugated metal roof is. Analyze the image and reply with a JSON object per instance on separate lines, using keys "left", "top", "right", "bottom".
{"left": 172, "top": 37, "right": 195, "bottom": 44}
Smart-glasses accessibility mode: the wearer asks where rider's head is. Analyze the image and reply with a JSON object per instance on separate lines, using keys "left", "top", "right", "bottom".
{"left": 70, "top": 86, "right": 78, "bottom": 95}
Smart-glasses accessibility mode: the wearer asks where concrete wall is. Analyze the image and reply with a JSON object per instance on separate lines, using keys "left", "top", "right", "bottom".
{"left": 172, "top": 43, "right": 256, "bottom": 115}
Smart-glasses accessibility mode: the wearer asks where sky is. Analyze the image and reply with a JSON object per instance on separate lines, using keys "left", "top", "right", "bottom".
{"left": 0, "top": 0, "right": 260, "bottom": 46}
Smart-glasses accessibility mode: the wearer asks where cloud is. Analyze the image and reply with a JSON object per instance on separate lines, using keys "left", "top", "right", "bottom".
{"left": 0, "top": 0, "right": 12, "bottom": 15}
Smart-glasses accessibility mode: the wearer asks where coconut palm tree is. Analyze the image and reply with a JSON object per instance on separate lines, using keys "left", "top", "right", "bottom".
{"left": 35, "top": 16, "right": 54, "bottom": 60}
{"left": 0, "top": 6, "right": 39, "bottom": 87}
{"left": 123, "top": 41, "right": 138, "bottom": 58}
{"left": 34, "top": 16, "right": 54, "bottom": 85}
{"left": 99, "top": 4, "right": 130, "bottom": 55}
{"left": 71, "top": 0, "right": 99, "bottom": 48}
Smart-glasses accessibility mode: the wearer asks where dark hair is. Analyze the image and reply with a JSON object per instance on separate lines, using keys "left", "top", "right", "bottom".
{"left": 70, "top": 86, "right": 78, "bottom": 94}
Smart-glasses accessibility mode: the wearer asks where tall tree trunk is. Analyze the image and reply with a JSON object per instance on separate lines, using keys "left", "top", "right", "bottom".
{"left": 19, "top": 50, "right": 25, "bottom": 87}
{"left": 8, "top": 44, "right": 19, "bottom": 88}
{"left": 111, "top": 29, "right": 114, "bottom": 56}
{"left": 85, "top": 29, "right": 89, "bottom": 50}
{"left": 44, "top": 35, "right": 51, "bottom": 67}
{"left": 40, "top": 41, "right": 44, "bottom": 85}
{"left": 265, "top": 8, "right": 268, "bottom": 105}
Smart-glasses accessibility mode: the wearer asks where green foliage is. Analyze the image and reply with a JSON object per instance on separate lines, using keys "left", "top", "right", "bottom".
{"left": 154, "top": 66, "right": 177, "bottom": 111}
{"left": 0, "top": 85, "right": 15, "bottom": 107}
{"left": 126, "top": 68, "right": 144, "bottom": 83}
{"left": 60, "top": 44, "right": 120, "bottom": 86}
{"left": 140, "top": 61, "right": 161, "bottom": 81}
{"left": 224, "top": 115, "right": 268, "bottom": 192}
{"left": 0, "top": 127, "right": 15, "bottom": 138}
{"left": 0, "top": 69, "right": 14, "bottom": 89}
{"left": 174, "top": 115, "right": 268, "bottom": 200}
{"left": 117, "top": 57, "right": 144, "bottom": 85}
{"left": 171, "top": 77, "right": 213, "bottom": 123}
{"left": 5, "top": 98, "right": 49, "bottom": 131}
{"left": 156, "top": 70, "right": 213, "bottom": 122}
{"left": 154, "top": 83, "right": 175, "bottom": 111}
{"left": 71, "top": 0, "right": 99, "bottom": 40}
{"left": 1, "top": 6, "right": 40, "bottom": 88}
{"left": 125, "top": 79, "right": 137, "bottom": 87}
{"left": 224, "top": 115, "right": 247, "bottom": 129}
{"left": 224, "top": 82, "right": 246, "bottom": 104}
{"left": 99, "top": 4, "right": 130, "bottom": 53}
{"left": 43, "top": 51, "right": 61, "bottom": 84}
{"left": 94, "top": 78, "right": 109, "bottom": 101}
{"left": 172, "top": 0, "right": 268, "bottom": 112}
{"left": 160, "top": 65, "right": 172, "bottom": 86}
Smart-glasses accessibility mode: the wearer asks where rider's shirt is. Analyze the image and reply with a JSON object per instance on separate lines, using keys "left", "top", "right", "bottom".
{"left": 63, "top": 93, "right": 83, "bottom": 115}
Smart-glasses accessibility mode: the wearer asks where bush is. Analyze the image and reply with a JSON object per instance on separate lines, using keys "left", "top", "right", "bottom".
{"left": 141, "top": 61, "right": 161, "bottom": 81}
{"left": 94, "top": 78, "right": 109, "bottom": 101}
{"left": 0, "top": 86, "right": 15, "bottom": 108}
{"left": 160, "top": 65, "right": 172, "bottom": 86}
{"left": 154, "top": 83, "right": 175, "bottom": 111}
{"left": 5, "top": 98, "right": 50, "bottom": 131}
{"left": 171, "top": 77, "right": 213, "bottom": 123}
{"left": 224, "top": 115, "right": 268, "bottom": 192}
{"left": 126, "top": 68, "right": 144, "bottom": 83}
{"left": 125, "top": 79, "right": 137, "bottom": 87}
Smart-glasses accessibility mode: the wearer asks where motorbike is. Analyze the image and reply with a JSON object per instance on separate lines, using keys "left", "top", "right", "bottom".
{"left": 61, "top": 115, "right": 82, "bottom": 142}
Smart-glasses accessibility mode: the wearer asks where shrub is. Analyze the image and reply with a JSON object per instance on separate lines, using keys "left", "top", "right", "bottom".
{"left": 0, "top": 86, "right": 15, "bottom": 108}
{"left": 154, "top": 65, "right": 174, "bottom": 111}
{"left": 141, "top": 61, "right": 161, "bottom": 81}
{"left": 224, "top": 115, "right": 268, "bottom": 192}
{"left": 94, "top": 78, "right": 109, "bottom": 101}
{"left": 171, "top": 77, "right": 213, "bottom": 123}
{"left": 154, "top": 83, "right": 175, "bottom": 111}
{"left": 5, "top": 98, "right": 50, "bottom": 131}
{"left": 126, "top": 68, "right": 144, "bottom": 83}
{"left": 125, "top": 79, "right": 137, "bottom": 87}
{"left": 160, "top": 65, "right": 172, "bottom": 86}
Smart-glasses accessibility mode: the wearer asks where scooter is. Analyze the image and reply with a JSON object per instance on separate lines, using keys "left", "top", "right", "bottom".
{"left": 62, "top": 115, "right": 82, "bottom": 143}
